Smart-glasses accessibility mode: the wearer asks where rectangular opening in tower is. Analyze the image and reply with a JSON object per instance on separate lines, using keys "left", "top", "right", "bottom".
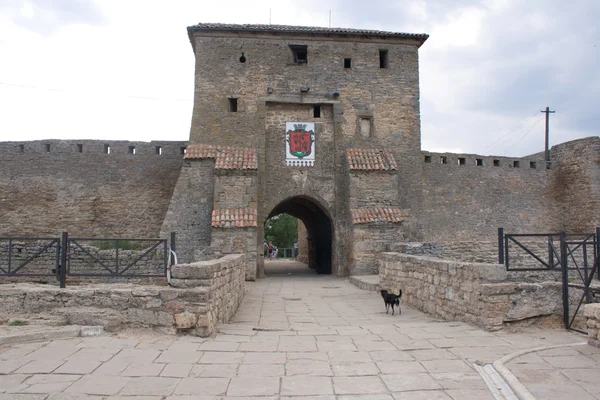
{"left": 344, "top": 58, "right": 352, "bottom": 69}
{"left": 314, "top": 105, "right": 321, "bottom": 118}
{"left": 289, "top": 44, "right": 308, "bottom": 64}
{"left": 229, "top": 98, "right": 238, "bottom": 112}
{"left": 379, "top": 50, "right": 389, "bottom": 68}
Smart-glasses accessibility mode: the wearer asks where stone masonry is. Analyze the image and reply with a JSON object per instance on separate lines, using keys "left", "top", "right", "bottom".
{"left": 0, "top": 23, "right": 599, "bottom": 282}
{"left": 584, "top": 303, "right": 600, "bottom": 348}
{"left": 379, "top": 253, "right": 564, "bottom": 330}
{"left": 0, "top": 254, "right": 246, "bottom": 337}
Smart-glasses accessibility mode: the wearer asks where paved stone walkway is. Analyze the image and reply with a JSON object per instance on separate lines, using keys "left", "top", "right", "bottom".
{"left": 0, "top": 260, "right": 598, "bottom": 399}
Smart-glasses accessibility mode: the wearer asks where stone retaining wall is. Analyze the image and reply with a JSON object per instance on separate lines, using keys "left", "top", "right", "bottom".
{"left": 584, "top": 304, "right": 600, "bottom": 347}
{"left": 389, "top": 241, "right": 566, "bottom": 282}
{"left": 0, "top": 254, "right": 246, "bottom": 337}
{"left": 379, "top": 253, "right": 563, "bottom": 330}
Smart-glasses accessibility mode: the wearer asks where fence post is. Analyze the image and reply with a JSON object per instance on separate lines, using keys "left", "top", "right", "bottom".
{"left": 548, "top": 235, "right": 554, "bottom": 269}
{"left": 596, "top": 227, "right": 600, "bottom": 280}
{"left": 559, "top": 232, "right": 569, "bottom": 329}
{"left": 170, "top": 232, "right": 176, "bottom": 265}
{"left": 60, "top": 232, "right": 68, "bottom": 289}
{"left": 498, "top": 228, "right": 504, "bottom": 265}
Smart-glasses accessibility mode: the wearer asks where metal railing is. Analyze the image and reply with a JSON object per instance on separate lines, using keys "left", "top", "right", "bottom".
{"left": 0, "top": 237, "right": 60, "bottom": 278}
{"left": 498, "top": 227, "right": 600, "bottom": 332}
{"left": 0, "top": 232, "right": 175, "bottom": 288}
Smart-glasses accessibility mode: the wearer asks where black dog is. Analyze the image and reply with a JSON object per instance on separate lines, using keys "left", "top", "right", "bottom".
{"left": 380, "top": 289, "right": 402, "bottom": 315}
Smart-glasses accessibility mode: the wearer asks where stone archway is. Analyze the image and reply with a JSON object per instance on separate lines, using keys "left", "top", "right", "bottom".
{"left": 265, "top": 196, "right": 333, "bottom": 275}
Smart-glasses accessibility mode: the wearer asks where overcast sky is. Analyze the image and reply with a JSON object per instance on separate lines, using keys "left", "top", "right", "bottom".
{"left": 0, "top": 0, "right": 597, "bottom": 156}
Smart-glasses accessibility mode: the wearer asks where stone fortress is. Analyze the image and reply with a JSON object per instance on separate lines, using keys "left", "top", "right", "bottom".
{"left": 1, "top": 23, "right": 599, "bottom": 285}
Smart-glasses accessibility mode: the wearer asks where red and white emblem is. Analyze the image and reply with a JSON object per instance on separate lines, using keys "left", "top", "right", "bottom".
{"left": 286, "top": 122, "right": 315, "bottom": 166}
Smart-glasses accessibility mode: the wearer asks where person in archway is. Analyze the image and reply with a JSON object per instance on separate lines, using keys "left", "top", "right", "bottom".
{"left": 293, "top": 240, "right": 298, "bottom": 260}
{"left": 267, "top": 241, "right": 273, "bottom": 259}
{"left": 263, "top": 241, "right": 268, "bottom": 258}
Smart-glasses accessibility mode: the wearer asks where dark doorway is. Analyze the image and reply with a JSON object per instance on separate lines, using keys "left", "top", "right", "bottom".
{"left": 267, "top": 196, "right": 333, "bottom": 274}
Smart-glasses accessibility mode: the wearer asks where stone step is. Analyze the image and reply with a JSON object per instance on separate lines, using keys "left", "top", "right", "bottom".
{"left": 349, "top": 275, "right": 380, "bottom": 291}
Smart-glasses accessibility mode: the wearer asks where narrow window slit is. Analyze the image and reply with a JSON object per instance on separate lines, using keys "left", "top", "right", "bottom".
{"left": 379, "top": 50, "right": 389, "bottom": 68}
{"left": 229, "top": 98, "right": 238, "bottom": 112}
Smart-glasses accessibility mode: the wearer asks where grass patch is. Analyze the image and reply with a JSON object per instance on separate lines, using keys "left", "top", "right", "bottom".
{"left": 8, "top": 320, "right": 28, "bottom": 326}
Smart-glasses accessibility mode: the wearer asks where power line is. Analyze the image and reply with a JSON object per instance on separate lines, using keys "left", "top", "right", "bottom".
{"left": 482, "top": 112, "right": 540, "bottom": 151}
{"left": 497, "top": 115, "right": 545, "bottom": 156}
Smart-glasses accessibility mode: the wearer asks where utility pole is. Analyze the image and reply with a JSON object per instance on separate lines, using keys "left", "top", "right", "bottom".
{"left": 541, "top": 106, "right": 555, "bottom": 162}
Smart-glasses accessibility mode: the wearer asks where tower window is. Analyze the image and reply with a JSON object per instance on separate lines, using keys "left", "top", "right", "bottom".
{"left": 77, "top": 144, "right": 83, "bottom": 153}
{"left": 289, "top": 44, "right": 308, "bottom": 64}
{"left": 128, "top": 146, "right": 136, "bottom": 155}
{"left": 155, "top": 146, "right": 162, "bottom": 155}
{"left": 360, "top": 118, "right": 372, "bottom": 138}
{"left": 45, "top": 144, "right": 51, "bottom": 152}
{"left": 104, "top": 144, "right": 111, "bottom": 154}
{"left": 314, "top": 105, "right": 321, "bottom": 118}
{"left": 379, "top": 50, "right": 389, "bottom": 68}
{"left": 344, "top": 58, "right": 352, "bottom": 69}
{"left": 229, "top": 98, "right": 238, "bottom": 112}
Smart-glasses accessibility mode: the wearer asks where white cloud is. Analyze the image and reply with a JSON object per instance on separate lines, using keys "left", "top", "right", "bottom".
{"left": 0, "top": 0, "right": 597, "bottom": 157}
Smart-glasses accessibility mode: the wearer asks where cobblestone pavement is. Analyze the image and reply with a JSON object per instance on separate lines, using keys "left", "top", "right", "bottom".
{"left": 0, "top": 260, "right": 598, "bottom": 399}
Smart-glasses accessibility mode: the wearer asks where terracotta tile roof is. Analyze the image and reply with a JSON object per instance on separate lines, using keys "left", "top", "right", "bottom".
{"left": 351, "top": 208, "right": 403, "bottom": 224}
{"left": 185, "top": 144, "right": 258, "bottom": 170}
{"left": 187, "top": 23, "right": 429, "bottom": 45}
{"left": 211, "top": 208, "right": 257, "bottom": 228}
{"left": 347, "top": 149, "right": 397, "bottom": 171}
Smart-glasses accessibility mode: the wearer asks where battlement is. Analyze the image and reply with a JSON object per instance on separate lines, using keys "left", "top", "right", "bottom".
{"left": 421, "top": 151, "right": 550, "bottom": 171}
{"left": 0, "top": 140, "right": 188, "bottom": 158}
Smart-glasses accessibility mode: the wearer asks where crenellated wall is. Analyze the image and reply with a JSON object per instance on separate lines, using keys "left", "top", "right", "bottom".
{"left": 0, "top": 140, "right": 186, "bottom": 238}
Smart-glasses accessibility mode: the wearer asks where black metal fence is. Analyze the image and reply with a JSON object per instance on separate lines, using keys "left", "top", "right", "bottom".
{"left": 0, "top": 232, "right": 175, "bottom": 288}
{"left": 498, "top": 227, "right": 600, "bottom": 332}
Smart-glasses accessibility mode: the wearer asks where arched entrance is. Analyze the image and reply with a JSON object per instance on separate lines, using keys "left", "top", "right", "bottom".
{"left": 266, "top": 196, "right": 333, "bottom": 275}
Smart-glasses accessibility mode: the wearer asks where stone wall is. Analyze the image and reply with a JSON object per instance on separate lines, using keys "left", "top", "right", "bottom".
{"left": 549, "top": 137, "right": 600, "bottom": 232}
{"left": 0, "top": 140, "right": 186, "bottom": 238}
{"left": 349, "top": 172, "right": 398, "bottom": 209}
{"left": 0, "top": 254, "right": 246, "bottom": 337}
{"left": 210, "top": 229, "right": 257, "bottom": 281}
{"left": 584, "top": 304, "right": 600, "bottom": 348}
{"left": 297, "top": 221, "right": 308, "bottom": 264}
{"left": 170, "top": 254, "right": 246, "bottom": 335}
{"left": 420, "top": 151, "right": 553, "bottom": 243}
{"left": 379, "top": 253, "right": 563, "bottom": 329}
{"left": 160, "top": 159, "right": 214, "bottom": 264}
{"left": 352, "top": 223, "right": 407, "bottom": 275}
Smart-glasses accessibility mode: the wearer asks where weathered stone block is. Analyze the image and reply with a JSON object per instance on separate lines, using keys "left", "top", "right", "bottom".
{"left": 174, "top": 311, "right": 197, "bottom": 329}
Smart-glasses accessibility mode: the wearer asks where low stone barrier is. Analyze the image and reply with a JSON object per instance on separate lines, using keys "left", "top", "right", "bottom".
{"left": 584, "top": 303, "right": 600, "bottom": 347}
{"left": 0, "top": 254, "right": 246, "bottom": 337}
{"left": 379, "top": 253, "right": 563, "bottom": 330}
